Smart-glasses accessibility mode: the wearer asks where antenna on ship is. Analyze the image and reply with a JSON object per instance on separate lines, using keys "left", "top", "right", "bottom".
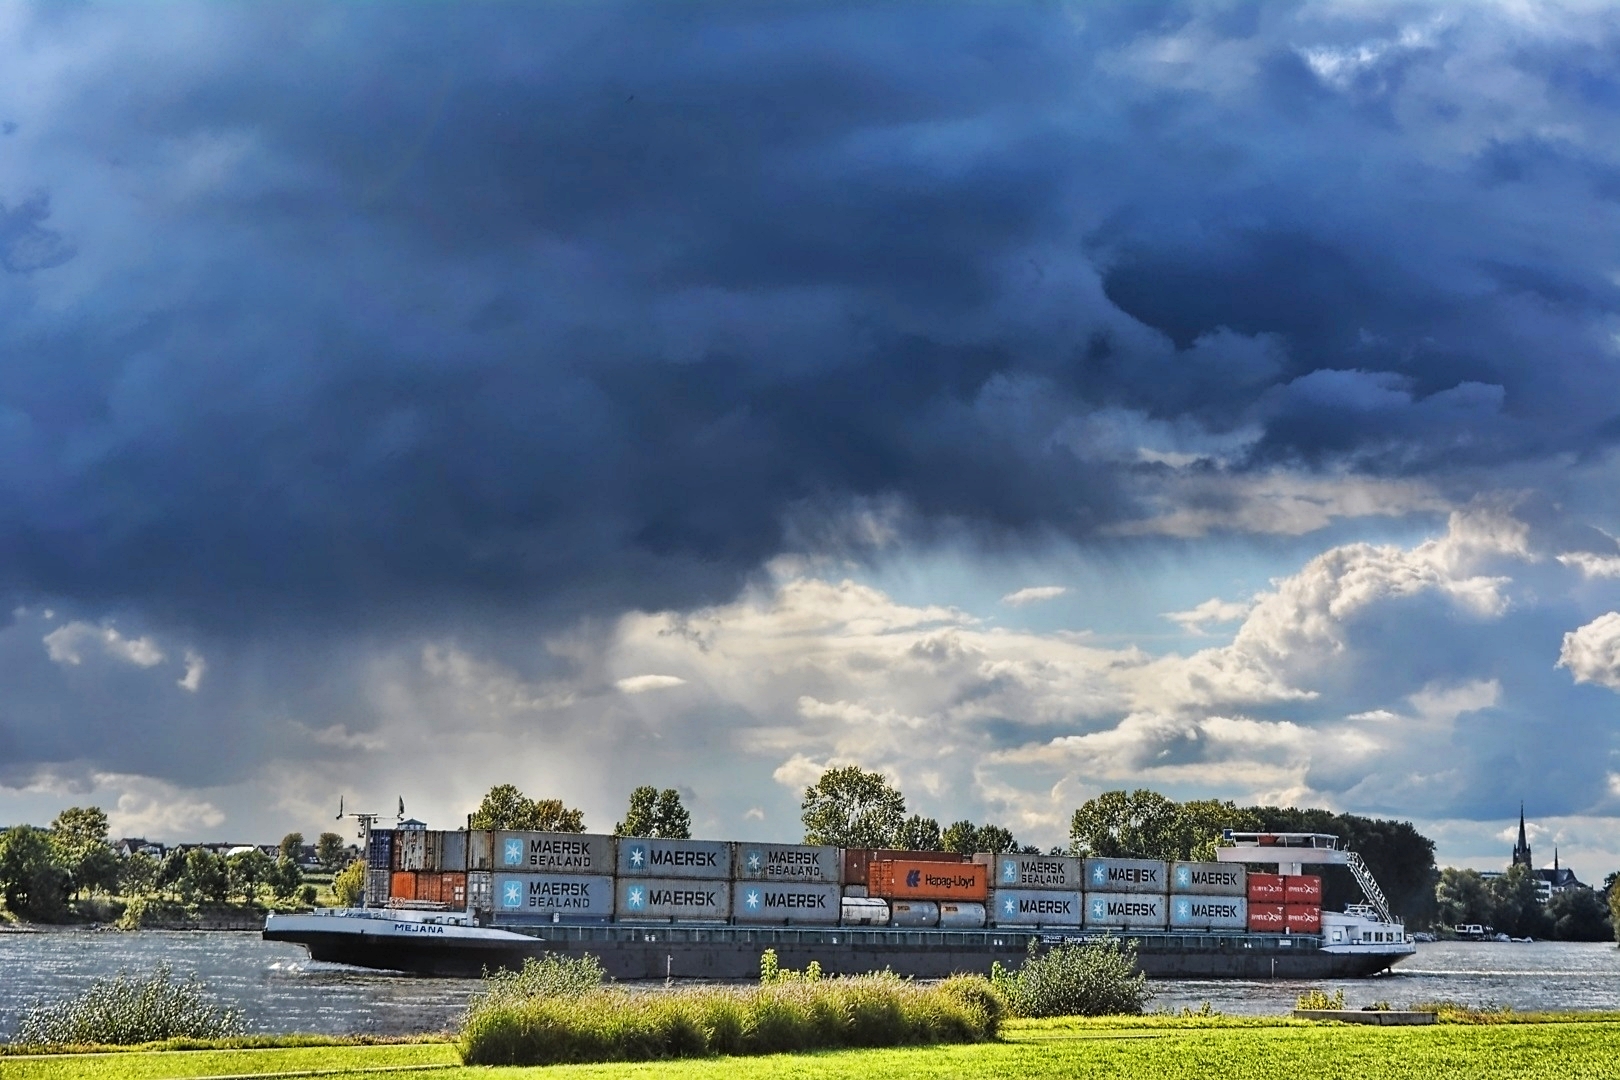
{"left": 397, "top": 796, "right": 405, "bottom": 823}
{"left": 336, "top": 796, "right": 344, "bottom": 821}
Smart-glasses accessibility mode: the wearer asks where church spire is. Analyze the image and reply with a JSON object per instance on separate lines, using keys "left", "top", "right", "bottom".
{"left": 1512, "top": 802, "right": 1533, "bottom": 869}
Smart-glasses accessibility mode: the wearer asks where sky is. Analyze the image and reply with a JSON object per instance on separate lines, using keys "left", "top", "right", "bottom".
{"left": 2, "top": 0, "right": 1620, "bottom": 883}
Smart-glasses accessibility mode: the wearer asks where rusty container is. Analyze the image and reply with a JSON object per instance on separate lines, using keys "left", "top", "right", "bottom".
{"left": 466, "top": 831, "right": 495, "bottom": 870}
{"left": 389, "top": 871, "right": 418, "bottom": 901}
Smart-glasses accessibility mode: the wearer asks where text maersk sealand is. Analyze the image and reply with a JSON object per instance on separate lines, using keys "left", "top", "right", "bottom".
{"left": 264, "top": 830, "right": 1414, "bottom": 980}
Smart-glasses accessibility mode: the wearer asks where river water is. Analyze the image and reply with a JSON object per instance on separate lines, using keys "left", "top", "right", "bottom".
{"left": 2, "top": 930, "right": 1618, "bottom": 1038}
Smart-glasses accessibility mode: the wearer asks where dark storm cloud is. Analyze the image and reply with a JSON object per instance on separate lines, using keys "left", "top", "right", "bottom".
{"left": 1, "top": 0, "right": 1618, "bottom": 632}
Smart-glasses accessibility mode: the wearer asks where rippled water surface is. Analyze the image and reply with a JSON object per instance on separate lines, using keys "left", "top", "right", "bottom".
{"left": 2, "top": 930, "right": 1618, "bottom": 1037}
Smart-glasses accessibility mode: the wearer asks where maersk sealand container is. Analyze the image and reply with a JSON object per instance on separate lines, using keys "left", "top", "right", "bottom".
{"left": 617, "top": 839, "right": 731, "bottom": 880}
{"left": 492, "top": 873, "right": 615, "bottom": 920}
{"left": 733, "top": 843, "right": 841, "bottom": 883}
{"left": 1083, "top": 858, "right": 1167, "bottom": 894}
{"left": 979, "top": 854, "right": 1083, "bottom": 891}
{"left": 495, "top": 832, "right": 616, "bottom": 875}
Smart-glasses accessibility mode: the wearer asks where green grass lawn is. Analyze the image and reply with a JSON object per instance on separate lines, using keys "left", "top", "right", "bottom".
{"left": 6, "top": 1019, "right": 1620, "bottom": 1080}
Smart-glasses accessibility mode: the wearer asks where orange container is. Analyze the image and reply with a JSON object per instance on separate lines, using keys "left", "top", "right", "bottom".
{"left": 389, "top": 871, "right": 418, "bottom": 901}
{"left": 1247, "top": 903, "right": 1285, "bottom": 931}
{"left": 1285, "top": 905, "right": 1322, "bottom": 932}
{"left": 413, "top": 872, "right": 468, "bottom": 905}
{"left": 1246, "top": 873, "right": 1285, "bottom": 902}
{"left": 843, "top": 848, "right": 967, "bottom": 886}
{"left": 868, "top": 859, "right": 987, "bottom": 901}
{"left": 1283, "top": 875, "right": 1322, "bottom": 903}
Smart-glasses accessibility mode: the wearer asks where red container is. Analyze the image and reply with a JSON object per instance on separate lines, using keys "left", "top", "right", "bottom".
{"left": 843, "top": 848, "right": 966, "bottom": 886}
{"left": 868, "top": 859, "right": 987, "bottom": 901}
{"left": 1285, "top": 904, "right": 1322, "bottom": 932}
{"left": 1247, "top": 873, "right": 1285, "bottom": 902}
{"left": 1247, "top": 903, "right": 1285, "bottom": 931}
{"left": 1284, "top": 875, "right": 1322, "bottom": 904}
{"left": 389, "top": 871, "right": 418, "bottom": 901}
{"left": 416, "top": 872, "right": 468, "bottom": 906}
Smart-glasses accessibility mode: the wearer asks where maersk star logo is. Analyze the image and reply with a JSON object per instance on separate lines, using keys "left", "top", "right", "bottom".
{"left": 1002, "top": 896, "right": 1016, "bottom": 915}
{"left": 1176, "top": 900, "right": 1190, "bottom": 919}
{"left": 1091, "top": 899, "right": 1105, "bottom": 918}
{"left": 1001, "top": 860, "right": 1017, "bottom": 883}
{"left": 745, "top": 889, "right": 762, "bottom": 911}
{"left": 1175, "top": 866, "right": 1190, "bottom": 887}
{"left": 746, "top": 850, "right": 763, "bottom": 873}
{"left": 626, "top": 886, "right": 646, "bottom": 910}
{"left": 502, "top": 881, "right": 522, "bottom": 908}
{"left": 504, "top": 839, "right": 523, "bottom": 865}
{"left": 628, "top": 845, "right": 646, "bottom": 869}
{"left": 1092, "top": 865, "right": 1106, "bottom": 883}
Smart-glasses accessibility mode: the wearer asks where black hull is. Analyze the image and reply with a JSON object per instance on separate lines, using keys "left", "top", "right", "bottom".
{"left": 265, "top": 921, "right": 1408, "bottom": 981}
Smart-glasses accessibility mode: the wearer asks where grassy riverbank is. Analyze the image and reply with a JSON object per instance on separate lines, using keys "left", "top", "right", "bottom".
{"left": 7, "top": 1017, "right": 1620, "bottom": 1079}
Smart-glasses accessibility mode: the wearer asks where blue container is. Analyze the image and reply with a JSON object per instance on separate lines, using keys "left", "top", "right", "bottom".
{"left": 366, "top": 830, "right": 394, "bottom": 871}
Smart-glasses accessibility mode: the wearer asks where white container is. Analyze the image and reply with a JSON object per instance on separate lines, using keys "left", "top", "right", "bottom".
{"left": 733, "top": 843, "right": 841, "bottom": 883}
{"left": 492, "top": 873, "right": 615, "bottom": 918}
{"left": 731, "top": 881, "right": 841, "bottom": 924}
{"left": 1169, "top": 894, "right": 1247, "bottom": 930}
{"left": 618, "top": 877, "right": 731, "bottom": 919}
{"left": 982, "top": 854, "right": 1083, "bottom": 890}
{"left": 1170, "top": 862, "right": 1246, "bottom": 896}
{"left": 495, "top": 832, "right": 616, "bottom": 875}
{"left": 840, "top": 897, "right": 890, "bottom": 926}
{"left": 617, "top": 839, "right": 731, "bottom": 880}
{"left": 989, "top": 889, "right": 1083, "bottom": 927}
{"left": 938, "top": 902, "right": 987, "bottom": 929}
{"left": 1084, "top": 858, "right": 1168, "bottom": 894}
{"left": 1083, "top": 891, "right": 1168, "bottom": 929}
{"left": 889, "top": 900, "right": 940, "bottom": 927}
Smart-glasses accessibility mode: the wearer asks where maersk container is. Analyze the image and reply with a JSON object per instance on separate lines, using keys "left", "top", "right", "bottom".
{"left": 1169, "top": 894, "right": 1248, "bottom": 930}
{"left": 888, "top": 900, "right": 940, "bottom": 927}
{"left": 492, "top": 873, "right": 615, "bottom": 919}
{"left": 840, "top": 897, "right": 889, "bottom": 926}
{"left": 938, "top": 901, "right": 987, "bottom": 929}
{"left": 439, "top": 831, "right": 468, "bottom": 873}
{"left": 496, "top": 832, "right": 615, "bottom": 875}
{"left": 395, "top": 829, "right": 427, "bottom": 872}
{"left": 731, "top": 881, "right": 841, "bottom": 924}
{"left": 1084, "top": 892, "right": 1168, "bottom": 929}
{"left": 989, "top": 889, "right": 1083, "bottom": 927}
{"left": 366, "top": 831, "right": 394, "bottom": 871}
{"left": 617, "top": 838, "right": 731, "bottom": 880}
{"left": 733, "top": 843, "right": 841, "bottom": 883}
{"left": 1170, "top": 861, "right": 1245, "bottom": 896}
{"left": 466, "top": 831, "right": 495, "bottom": 871}
{"left": 618, "top": 877, "right": 731, "bottom": 920}
{"left": 979, "top": 853, "right": 1083, "bottom": 891}
{"left": 1084, "top": 858, "right": 1168, "bottom": 894}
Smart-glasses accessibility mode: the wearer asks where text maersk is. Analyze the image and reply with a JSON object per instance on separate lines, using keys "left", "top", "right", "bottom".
{"left": 650, "top": 888, "right": 722, "bottom": 906}
{"left": 1102, "top": 900, "right": 1160, "bottom": 916}
{"left": 1005, "top": 859, "right": 1074, "bottom": 887}
{"left": 761, "top": 891, "right": 830, "bottom": 910}
{"left": 1184, "top": 901, "right": 1242, "bottom": 919}
{"left": 1101, "top": 867, "right": 1160, "bottom": 885}
{"left": 1018, "top": 897, "right": 1074, "bottom": 915}
{"left": 654, "top": 851, "right": 718, "bottom": 868}
{"left": 519, "top": 839, "right": 597, "bottom": 869}
{"left": 1183, "top": 870, "right": 1241, "bottom": 887}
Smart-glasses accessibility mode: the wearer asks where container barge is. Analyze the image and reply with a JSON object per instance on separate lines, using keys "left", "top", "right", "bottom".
{"left": 264, "top": 829, "right": 1414, "bottom": 980}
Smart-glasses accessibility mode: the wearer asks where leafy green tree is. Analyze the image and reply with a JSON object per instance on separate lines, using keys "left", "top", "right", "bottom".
{"left": 893, "top": 814, "right": 943, "bottom": 851}
{"left": 332, "top": 859, "right": 366, "bottom": 906}
{"left": 120, "top": 852, "right": 160, "bottom": 898}
{"left": 800, "top": 766, "right": 907, "bottom": 849}
{"left": 157, "top": 850, "right": 188, "bottom": 898}
{"left": 942, "top": 820, "right": 1019, "bottom": 855}
{"left": 1068, "top": 790, "right": 1188, "bottom": 859}
{"left": 182, "top": 849, "right": 230, "bottom": 904}
{"left": 315, "top": 832, "right": 348, "bottom": 872}
{"left": 1610, "top": 879, "right": 1620, "bottom": 945}
{"left": 1487, "top": 864, "right": 1551, "bottom": 938}
{"left": 1435, "top": 867, "right": 1493, "bottom": 927}
{"left": 270, "top": 857, "right": 303, "bottom": 901}
{"left": 615, "top": 786, "right": 692, "bottom": 838}
{"left": 0, "top": 826, "right": 70, "bottom": 920}
{"left": 279, "top": 832, "right": 305, "bottom": 863}
{"left": 469, "top": 784, "right": 586, "bottom": 832}
{"left": 298, "top": 884, "right": 318, "bottom": 907}
{"left": 49, "top": 807, "right": 118, "bottom": 898}
{"left": 227, "top": 849, "right": 275, "bottom": 904}
{"left": 1548, "top": 887, "right": 1612, "bottom": 942}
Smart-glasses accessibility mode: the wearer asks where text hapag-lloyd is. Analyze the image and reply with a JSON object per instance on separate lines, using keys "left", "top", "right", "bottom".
{"left": 915, "top": 871, "right": 977, "bottom": 889}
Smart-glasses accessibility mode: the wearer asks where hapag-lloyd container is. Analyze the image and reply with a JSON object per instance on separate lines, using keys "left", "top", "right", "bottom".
{"left": 989, "top": 889, "right": 1082, "bottom": 927}
{"left": 1170, "top": 862, "right": 1246, "bottom": 896}
{"left": 618, "top": 877, "right": 731, "bottom": 920}
{"left": 492, "top": 873, "right": 615, "bottom": 918}
{"left": 869, "top": 860, "right": 988, "bottom": 901}
{"left": 842, "top": 848, "right": 966, "bottom": 886}
{"left": 1285, "top": 905, "right": 1322, "bottom": 932}
{"left": 731, "top": 881, "right": 840, "bottom": 924}
{"left": 889, "top": 900, "right": 940, "bottom": 927}
{"left": 980, "top": 854, "right": 1082, "bottom": 891}
{"left": 1247, "top": 903, "right": 1286, "bottom": 931}
{"left": 1247, "top": 873, "right": 1285, "bottom": 902}
{"left": 1169, "top": 894, "right": 1247, "bottom": 930}
{"left": 1083, "top": 892, "right": 1168, "bottom": 929}
{"left": 617, "top": 839, "right": 731, "bottom": 880}
{"left": 496, "top": 832, "right": 616, "bottom": 875}
{"left": 1284, "top": 875, "right": 1323, "bottom": 903}
{"left": 1084, "top": 858, "right": 1168, "bottom": 894}
{"left": 733, "top": 843, "right": 841, "bottom": 883}
{"left": 939, "top": 902, "right": 987, "bottom": 929}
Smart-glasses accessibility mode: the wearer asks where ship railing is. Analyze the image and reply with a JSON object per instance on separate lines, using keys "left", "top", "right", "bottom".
{"left": 1343, "top": 852, "right": 1395, "bottom": 924}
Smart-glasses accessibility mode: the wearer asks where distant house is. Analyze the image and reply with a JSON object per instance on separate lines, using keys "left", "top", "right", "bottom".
{"left": 115, "top": 838, "right": 166, "bottom": 859}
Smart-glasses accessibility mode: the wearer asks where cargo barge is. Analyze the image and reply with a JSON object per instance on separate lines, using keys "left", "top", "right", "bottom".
{"left": 265, "top": 828, "right": 1414, "bottom": 980}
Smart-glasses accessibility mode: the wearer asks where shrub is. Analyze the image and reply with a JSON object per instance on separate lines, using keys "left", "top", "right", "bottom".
{"left": 457, "top": 961, "right": 1000, "bottom": 1066}
{"left": 14, "top": 964, "right": 244, "bottom": 1046}
{"left": 997, "top": 938, "right": 1151, "bottom": 1019}
{"left": 1296, "top": 987, "right": 1346, "bottom": 1010}
{"left": 474, "top": 953, "right": 606, "bottom": 1010}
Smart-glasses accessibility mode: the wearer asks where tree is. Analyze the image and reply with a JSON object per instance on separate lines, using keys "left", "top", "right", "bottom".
{"left": 1068, "top": 790, "right": 1189, "bottom": 859}
{"left": 182, "top": 849, "right": 230, "bottom": 904}
{"left": 228, "top": 849, "right": 275, "bottom": 904}
{"left": 279, "top": 832, "right": 305, "bottom": 863}
{"left": 49, "top": 806, "right": 118, "bottom": 898}
{"left": 332, "top": 859, "right": 366, "bottom": 906}
{"left": 120, "top": 852, "right": 160, "bottom": 898}
{"left": 800, "top": 766, "right": 907, "bottom": 849}
{"left": 615, "top": 786, "right": 692, "bottom": 839}
{"left": 315, "top": 832, "right": 348, "bottom": 873}
{"left": 469, "top": 784, "right": 586, "bottom": 832}
{"left": 893, "top": 815, "right": 942, "bottom": 851}
{"left": 1435, "top": 867, "right": 1493, "bottom": 928}
{"left": 1548, "top": 888, "right": 1612, "bottom": 942}
{"left": 0, "top": 825, "right": 69, "bottom": 920}
{"left": 942, "top": 820, "right": 1019, "bottom": 855}
{"left": 1487, "top": 864, "right": 1551, "bottom": 938}
{"left": 1611, "top": 878, "right": 1620, "bottom": 945}
{"left": 157, "top": 850, "right": 188, "bottom": 898}
{"left": 270, "top": 857, "right": 303, "bottom": 901}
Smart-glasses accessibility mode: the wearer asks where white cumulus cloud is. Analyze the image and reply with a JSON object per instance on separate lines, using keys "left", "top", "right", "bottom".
{"left": 1001, "top": 585, "right": 1068, "bottom": 607}
{"left": 1558, "top": 612, "right": 1620, "bottom": 690}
